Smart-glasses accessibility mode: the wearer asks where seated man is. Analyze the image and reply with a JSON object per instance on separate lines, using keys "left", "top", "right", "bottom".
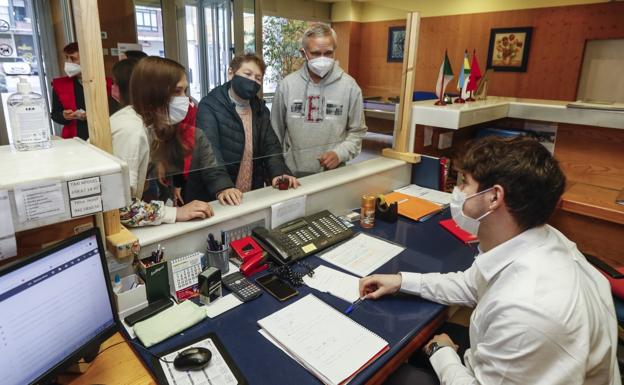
{"left": 360, "top": 136, "right": 620, "bottom": 385}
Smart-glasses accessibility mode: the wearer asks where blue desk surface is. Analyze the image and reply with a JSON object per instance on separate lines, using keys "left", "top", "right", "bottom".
{"left": 137, "top": 212, "right": 476, "bottom": 384}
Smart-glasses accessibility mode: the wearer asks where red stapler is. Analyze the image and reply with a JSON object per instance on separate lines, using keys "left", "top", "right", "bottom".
{"left": 230, "top": 236, "right": 269, "bottom": 277}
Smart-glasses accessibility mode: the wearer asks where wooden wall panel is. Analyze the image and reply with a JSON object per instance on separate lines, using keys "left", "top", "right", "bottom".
{"left": 348, "top": 22, "right": 362, "bottom": 81}
{"left": 332, "top": 21, "right": 352, "bottom": 75}
{"left": 97, "top": 0, "right": 138, "bottom": 75}
{"left": 554, "top": 124, "right": 624, "bottom": 191}
{"left": 352, "top": 2, "right": 624, "bottom": 101}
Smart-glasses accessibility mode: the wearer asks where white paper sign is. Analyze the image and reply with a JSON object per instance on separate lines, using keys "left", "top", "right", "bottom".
{"left": 0, "top": 190, "right": 17, "bottom": 260}
{"left": 271, "top": 195, "right": 306, "bottom": 229}
{"left": 14, "top": 181, "right": 65, "bottom": 222}
{"left": 67, "top": 176, "right": 101, "bottom": 199}
{"left": 70, "top": 195, "right": 103, "bottom": 217}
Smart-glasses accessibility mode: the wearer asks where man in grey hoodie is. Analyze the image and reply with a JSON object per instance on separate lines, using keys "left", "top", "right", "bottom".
{"left": 271, "top": 23, "right": 367, "bottom": 177}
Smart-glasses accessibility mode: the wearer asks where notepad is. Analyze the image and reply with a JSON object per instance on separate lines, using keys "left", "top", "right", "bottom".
{"left": 384, "top": 191, "right": 443, "bottom": 221}
{"left": 258, "top": 294, "right": 389, "bottom": 385}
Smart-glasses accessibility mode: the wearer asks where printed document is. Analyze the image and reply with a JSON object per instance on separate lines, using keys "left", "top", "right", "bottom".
{"left": 395, "top": 184, "right": 451, "bottom": 206}
{"left": 319, "top": 233, "right": 404, "bottom": 277}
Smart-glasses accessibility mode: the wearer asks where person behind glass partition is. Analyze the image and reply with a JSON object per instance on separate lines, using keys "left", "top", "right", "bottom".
{"left": 109, "top": 58, "right": 140, "bottom": 115}
{"left": 110, "top": 57, "right": 235, "bottom": 227}
{"left": 271, "top": 23, "right": 367, "bottom": 177}
{"left": 50, "top": 42, "right": 114, "bottom": 139}
{"left": 196, "top": 53, "right": 299, "bottom": 195}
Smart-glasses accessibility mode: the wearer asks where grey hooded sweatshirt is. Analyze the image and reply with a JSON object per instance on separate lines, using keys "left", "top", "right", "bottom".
{"left": 271, "top": 62, "right": 367, "bottom": 176}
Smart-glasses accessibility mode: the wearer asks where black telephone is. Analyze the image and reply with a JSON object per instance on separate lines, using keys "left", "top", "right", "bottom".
{"left": 252, "top": 210, "right": 353, "bottom": 265}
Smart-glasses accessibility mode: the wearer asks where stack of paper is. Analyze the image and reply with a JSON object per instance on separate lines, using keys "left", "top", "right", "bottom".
{"left": 395, "top": 184, "right": 451, "bottom": 206}
{"left": 258, "top": 294, "right": 389, "bottom": 385}
{"left": 303, "top": 265, "right": 360, "bottom": 303}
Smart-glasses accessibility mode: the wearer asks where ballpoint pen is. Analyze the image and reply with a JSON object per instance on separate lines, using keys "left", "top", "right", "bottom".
{"left": 345, "top": 297, "right": 366, "bottom": 314}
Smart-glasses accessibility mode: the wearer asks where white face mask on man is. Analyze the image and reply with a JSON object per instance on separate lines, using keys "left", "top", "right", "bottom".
{"left": 168, "top": 96, "right": 189, "bottom": 125}
{"left": 64, "top": 62, "right": 81, "bottom": 77}
{"left": 304, "top": 52, "right": 334, "bottom": 78}
{"left": 450, "top": 186, "right": 494, "bottom": 236}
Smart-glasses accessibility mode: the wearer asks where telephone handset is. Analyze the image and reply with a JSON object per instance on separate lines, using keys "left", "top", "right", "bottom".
{"left": 252, "top": 210, "right": 353, "bottom": 265}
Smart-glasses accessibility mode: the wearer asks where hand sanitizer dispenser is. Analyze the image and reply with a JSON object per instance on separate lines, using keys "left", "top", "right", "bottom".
{"left": 7, "top": 77, "right": 52, "bottom": 151}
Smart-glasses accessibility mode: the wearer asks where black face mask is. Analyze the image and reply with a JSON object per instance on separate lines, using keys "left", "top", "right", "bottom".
{"left": 231, "top": 75, "right": 261, "bottom": 100}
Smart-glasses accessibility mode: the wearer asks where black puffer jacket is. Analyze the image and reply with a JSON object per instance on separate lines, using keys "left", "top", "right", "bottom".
{"left": 196, "top": 82, "right": 289, "bottom": 190}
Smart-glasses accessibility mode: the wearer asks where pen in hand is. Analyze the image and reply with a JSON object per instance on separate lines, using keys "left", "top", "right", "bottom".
{"left": 345, "top": 297, "right": 366, "bottom": 314}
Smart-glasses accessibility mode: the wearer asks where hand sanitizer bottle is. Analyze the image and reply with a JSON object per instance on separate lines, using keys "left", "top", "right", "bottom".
{"left": 7, "top": 77, "right": 51, "bottom": 151}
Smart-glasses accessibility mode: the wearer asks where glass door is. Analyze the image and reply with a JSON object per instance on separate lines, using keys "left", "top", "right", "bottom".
{"left": 0, "top": 0, "right": 51, "bottom": 145}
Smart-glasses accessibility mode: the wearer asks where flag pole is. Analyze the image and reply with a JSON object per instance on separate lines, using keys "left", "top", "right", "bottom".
{"left": 455, "top": 87, "right": 465, "bottom": 103}
{"left": 466, "top": 49, "right": 476, "bottom": 102}
{"left": 434, "top": 50, "right": 447, "bottom": 106}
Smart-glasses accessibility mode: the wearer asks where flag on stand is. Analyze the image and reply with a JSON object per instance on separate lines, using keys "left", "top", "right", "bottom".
{"left": 458, "top": 50, "right": 471, "bottom": 99}
{"left": 435, "top": 51, "right": 454, "bottom": 99}
{"left": 466, "top": 50, "right": 482, "bottom": 92}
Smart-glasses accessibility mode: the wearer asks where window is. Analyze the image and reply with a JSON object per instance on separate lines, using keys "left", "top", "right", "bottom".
{"left": 136, "top": 6, "right": 159, "bottom": 32}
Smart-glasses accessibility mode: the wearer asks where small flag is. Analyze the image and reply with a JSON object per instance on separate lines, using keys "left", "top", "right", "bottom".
{"left": 458, "top": 50, "right": 471, "bottom": 99}
{"left": 466, "top": 50, "right": 482, "bottom": 92}
{"left": 435, "top": 51, "right": 454, "bottom": 99}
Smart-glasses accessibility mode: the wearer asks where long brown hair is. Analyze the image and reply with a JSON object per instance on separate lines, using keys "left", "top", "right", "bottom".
{"left": 130, "top": 56, "right": 189, "bottom": 174}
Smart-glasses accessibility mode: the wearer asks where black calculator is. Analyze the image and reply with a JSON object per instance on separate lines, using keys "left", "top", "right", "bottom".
{"left": 222, "top": 272, "right": 262, "bottom": 302}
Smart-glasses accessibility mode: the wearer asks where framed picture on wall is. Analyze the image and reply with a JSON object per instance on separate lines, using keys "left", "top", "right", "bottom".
{"left": 387, "top": 26, "right": 406, "bottom": 62}
{"left": 486, "top": 27, "right": 533, "bottom": 72}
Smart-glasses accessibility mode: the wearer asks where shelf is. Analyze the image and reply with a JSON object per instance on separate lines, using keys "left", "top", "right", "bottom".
{"left": 560, "top": 183, "right": 624, "bottom": 225}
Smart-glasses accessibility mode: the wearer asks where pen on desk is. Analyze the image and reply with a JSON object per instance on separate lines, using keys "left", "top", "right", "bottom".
{"left": 418, "top": 204, "right": 449, "bottom": 223}
{"left": 345, "top": 297, "right": 366, "bottom": 314}
{"left": 397, "top": 198, "right": 409, "bottom": 204}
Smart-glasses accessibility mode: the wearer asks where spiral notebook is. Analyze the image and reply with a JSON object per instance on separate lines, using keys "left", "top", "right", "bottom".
{"left": 258, "top": 294, "right": 389, "bottom": 385}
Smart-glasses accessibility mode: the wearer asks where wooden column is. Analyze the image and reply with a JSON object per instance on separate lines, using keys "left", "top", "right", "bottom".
{"left": 72, "top": 0, "right": 137, "bottom": 259}
{"left": 382, "top": 12, "right": 421, "bottom": 164}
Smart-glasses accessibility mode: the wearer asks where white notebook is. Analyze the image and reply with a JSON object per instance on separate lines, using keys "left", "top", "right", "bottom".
{"left": 258, "top": 294, "right": 389, "bottom": 385}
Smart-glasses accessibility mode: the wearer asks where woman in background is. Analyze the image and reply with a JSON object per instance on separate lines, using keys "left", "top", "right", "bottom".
{"left": 110, "top": 56, "right": 237, "bottom": 226}
{"left": 196, "top": 53, "right": 299, "bottom": 197}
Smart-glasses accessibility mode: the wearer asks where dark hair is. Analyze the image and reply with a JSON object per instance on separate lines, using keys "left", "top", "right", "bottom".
{"left": 112, "top": 58, "right": 139, "bottom": 107}
{"left": 454, "top": 136, "right": 566, "bottom": 230}
{"left": 63, "top": 42, "right": 79, "bottom": 54}
{"left": 229, "top": 52, "right": 266, "bottom": 76}
{"left": 124, "top": 50, "right": 148, "bottom": 60}
{"left": 130, "top": 56, "right": 189, "bottom": 172}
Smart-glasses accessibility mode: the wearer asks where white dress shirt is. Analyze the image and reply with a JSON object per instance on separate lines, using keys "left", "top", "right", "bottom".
{"left": 401, "top": 224, "right": 621, "bottom": 385}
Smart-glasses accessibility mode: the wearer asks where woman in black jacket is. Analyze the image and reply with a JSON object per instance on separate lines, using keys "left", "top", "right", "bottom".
{"left": 196, "top": 53, "right": 299, "bottom": 201}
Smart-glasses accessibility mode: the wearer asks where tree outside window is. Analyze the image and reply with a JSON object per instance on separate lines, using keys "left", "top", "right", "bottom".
{"left": 262, "top": 16, "right": 307, "bottom": 93}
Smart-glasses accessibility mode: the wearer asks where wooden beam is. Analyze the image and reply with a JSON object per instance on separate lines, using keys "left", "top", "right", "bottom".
{"left": 383, "top": 12, "right": 421, "bottom": 164}
{"left": 72, "top": 0, "right": 124, "bottom": 238}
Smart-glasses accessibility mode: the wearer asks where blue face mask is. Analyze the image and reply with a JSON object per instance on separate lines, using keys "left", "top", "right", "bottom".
{"left": 231, "top": 75, "right": 261, "bottom": 100}
{"left": 450, "top": 186, "right": 494, "bottom": 236}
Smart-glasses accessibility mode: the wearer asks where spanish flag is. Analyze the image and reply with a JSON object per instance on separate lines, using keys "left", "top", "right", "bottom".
{"left": 435, "top": 51, "right": 454, "bottom": 98}
{"left": 466, "top": 50, "right": 482, "bottom": 92}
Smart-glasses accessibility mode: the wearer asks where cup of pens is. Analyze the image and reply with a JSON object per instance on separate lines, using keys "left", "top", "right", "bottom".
{"left": 206, "top": 233, "right": 230, "bottom": 274}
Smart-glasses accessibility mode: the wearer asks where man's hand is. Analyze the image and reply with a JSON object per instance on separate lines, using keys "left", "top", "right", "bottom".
{"left": 424, "top": 333, "right": 459, "bottom": 354}
{"left": 318, "top": 151, "right": 340, "bottom": 170}
{"left": 62, "top": 109, "right": 77, "bottom": 120}
{"left": 359, "top": 273, "right": 402, "bottom": 299}
{"left": 175, "top": 200, "right": 214, "bottom": 222}
{"left": 217, "top": 188, "right": 243, "bottom": 206}
{"left": 271, "top": 175, "right": 300, "bottom": 189}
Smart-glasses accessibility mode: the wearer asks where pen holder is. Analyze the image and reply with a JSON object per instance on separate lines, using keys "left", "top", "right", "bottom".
{"left": 138, "top": 259, "right": 170, "bottom": 303}
{"left": 375, "top": 198, "right": 398, "bottom": 223}
{"left": 206, "top": 247, "right": 231, "bottom": 274}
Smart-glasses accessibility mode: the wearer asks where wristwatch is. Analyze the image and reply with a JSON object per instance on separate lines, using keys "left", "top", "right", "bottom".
{"left": 426, "top": 342, "right": 445, "bottom": 358}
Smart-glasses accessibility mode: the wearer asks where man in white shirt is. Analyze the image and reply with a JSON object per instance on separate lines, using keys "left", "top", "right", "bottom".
{"left": 360, "top": 136, "right": 621, "bottom": 385}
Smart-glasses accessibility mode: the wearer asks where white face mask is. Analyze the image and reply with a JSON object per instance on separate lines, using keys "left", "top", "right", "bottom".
{"left": 306, "top": 55, "right": 334, "bottom": 78}
{"left": 168, "top": 96, "right": 189, "bottom": 125}
{"left": 64, "top": 62, "right": 81, "bottom": 77}
{"left": 450, "top": 186, "right": 494, "bottom": 236}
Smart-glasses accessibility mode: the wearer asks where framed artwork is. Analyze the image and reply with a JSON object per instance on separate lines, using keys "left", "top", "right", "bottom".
{"left": 486, "top": 27, "right": 533, "bottom": 72}
{"left": 387, "top": 26, "right": 406, "bottom": 62}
